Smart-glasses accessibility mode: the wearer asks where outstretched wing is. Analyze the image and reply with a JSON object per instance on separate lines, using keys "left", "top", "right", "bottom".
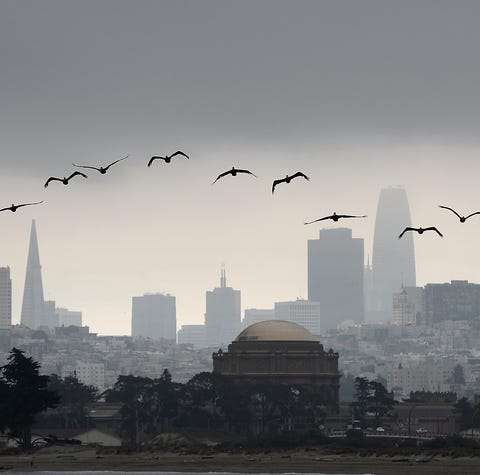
{"left": 439, "top": 205, "right": 462, "bottom": 220}
{"left": 465, "top": 211, "right": 480, "bottom": 220}
{"left": 398, "top": 227, "right": 415, "bottom": 239}
{"left": 236, "top": 168, "right": 257, "bottom": 177}
{"left": 44, "top": 177, "right": 62, "bottom": 188}
{"left": 67, "top": 171, "right": 88, "bottom": 181}
{"left": 170, "top": 150, "right": 189, "bottom": 160}
{"left": 72, "top": 164, "right": 101, "bottom": 172}
{"left": 304, "top": 215, "right": 331, "bottom": 225}
{"left": 148, "top": 156, "right": 164, "bottom": 167}
{"left": 291, "top": 171, "right": 310, "bottom": 181}
{"left": 104, "top": 154, "right": 129, "bottom": 171}
{"left": 211, "top": 169, "right": 231, "bottom": 184}
{"left": 271, "top": 178, "right": 285, "bottom": 194}
{"left": 16, "top": 201, "right": 44, "bottom": 209}
{"left": 0, "top": 206, "right": 10, "bottom": 212}
{"left": 425, "top": 226, "right": 443, "bottom": 237}
{"left": 336, "top": 214, "right": 367, "bottom": 219}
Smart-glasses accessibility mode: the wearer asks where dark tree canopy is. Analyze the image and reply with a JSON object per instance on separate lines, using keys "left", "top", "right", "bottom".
{"left": 0, "top": 348, "right": 59, "bottom": 447}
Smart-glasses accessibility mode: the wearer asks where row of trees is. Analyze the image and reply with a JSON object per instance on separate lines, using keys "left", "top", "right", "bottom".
{"left": 0, "top": 348, "right": 398, "bottom": 448}
{"left": 104, "top": 370, "right": 328, "bottom": 443}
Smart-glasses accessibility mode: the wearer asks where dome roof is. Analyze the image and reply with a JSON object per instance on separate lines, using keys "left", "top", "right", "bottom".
{"left": 235, "top": 320, "right": 318, "bottom": 342}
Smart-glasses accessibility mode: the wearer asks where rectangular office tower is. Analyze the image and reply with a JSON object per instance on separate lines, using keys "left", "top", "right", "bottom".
{"left": 274, "top": 299, "right": 321, "bottom": 336}
{"left": 205, "top": 267, "right": 241, "bottom": 347}
{"left": 0, "top": 267, "right": 12, "bottom": 330}
{"left": 131, "top": 293, "right": 176, "bottom": 341}
{"left": 308, "top": 228, "right": 364, "bottom": 331}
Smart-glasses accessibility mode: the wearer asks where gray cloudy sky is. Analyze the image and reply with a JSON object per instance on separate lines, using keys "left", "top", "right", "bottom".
{"left": 1, "top": 0, "right": 480, "bottom": 335}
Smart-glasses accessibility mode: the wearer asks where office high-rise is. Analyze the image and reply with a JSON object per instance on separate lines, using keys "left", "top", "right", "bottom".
{"left": 20, "top": 220, "right": 46, "bottom": 329}
{"left": 370, "top": 187, "right": 416, "bottom": 322}
{"left": 0, "top": 267, "right": 12, "bottom": 330}
{"left": 132, "top": 293, "right": 176, "bottom": 341}
{"left": 308, "top": 228, "right": 364, "bottom": 331}
{"left": 205, "top": 267, "right": 241, "bottom": 347}
{"left": 274, "top": 299, "right": 321, "bottom": 336}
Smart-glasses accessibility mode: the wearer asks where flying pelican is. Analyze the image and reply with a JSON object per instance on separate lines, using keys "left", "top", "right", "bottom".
{"left": 148, "top": 151, "right": 189, "bottom": 167}
{"left": 304, "top": 212, "right": 367, "bottom": 225}
{"left": 44, "top": 171, "right": 88, "bottom": 188}
{"left": 72, "top": 155, "right": 129, "bottom": 174}
{"left": 212, "top": 167, "right": 257, "bottom": 184}
{"left": 398, "top": 227, "right": 443, "bottom": 239}
{"left": 439, "top": 205, "right": 480, "bottom": 223}
{"left": 272, "top": 172, "right": 310, "bottom": 194}
{"left": 0, "top": 201, "right": 43, "bottom": 213}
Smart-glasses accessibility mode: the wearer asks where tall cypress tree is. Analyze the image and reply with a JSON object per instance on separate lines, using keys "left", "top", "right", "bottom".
{"left": 0, "top": 348, "right": 59, "bottom": 448}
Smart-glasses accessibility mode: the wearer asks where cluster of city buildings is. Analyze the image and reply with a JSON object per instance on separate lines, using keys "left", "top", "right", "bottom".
{"left": 1, "top": 187, "right": 480, "bottom": 402}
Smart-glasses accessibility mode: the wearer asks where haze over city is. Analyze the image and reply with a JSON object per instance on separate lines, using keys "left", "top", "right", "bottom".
{"left": 2, "top": 0, "right": 480, "bottom": 335}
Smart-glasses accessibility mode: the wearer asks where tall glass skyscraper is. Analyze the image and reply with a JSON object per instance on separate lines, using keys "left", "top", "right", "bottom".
{"left": 370, "top": 187, "right": 416, "bottom": 322}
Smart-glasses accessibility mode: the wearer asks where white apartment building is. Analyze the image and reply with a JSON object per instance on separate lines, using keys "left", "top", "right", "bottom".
{"left": 243, "top": 308, "right": 275, "bottom": 328}
{"left": 274, "top": 299, "right": 321, "bottom": 336}
{"left": 63, "top": 362, "right": 105, "bottom": 392}
{"left": 177, "top": 324, "right": 207, "bottom": 349}
{"left": 56, "top": 307, "right": 82, "bottom": 327}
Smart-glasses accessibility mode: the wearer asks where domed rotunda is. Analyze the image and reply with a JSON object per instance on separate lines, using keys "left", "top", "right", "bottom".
{"left": 212, "top": 320, "right": 339, "bottom": 407}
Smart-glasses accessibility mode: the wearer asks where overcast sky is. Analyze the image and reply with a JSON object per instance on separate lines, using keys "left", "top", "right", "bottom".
{"left": 2, "top": 0, "right": 480, "bottom": 335}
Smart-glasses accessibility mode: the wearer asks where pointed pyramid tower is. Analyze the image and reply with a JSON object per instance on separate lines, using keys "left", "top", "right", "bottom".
{"left": 20, "top": 220, "right": 45, "bottom": 329}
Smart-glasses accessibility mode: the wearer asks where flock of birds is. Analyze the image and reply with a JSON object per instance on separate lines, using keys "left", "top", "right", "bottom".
{"left": 2, "top": 151, "right": 480, "bottom": 239}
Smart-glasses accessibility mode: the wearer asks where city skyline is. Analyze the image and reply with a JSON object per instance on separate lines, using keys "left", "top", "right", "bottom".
{"left": 2, "top": 1, "right": 480, "bottom": 335}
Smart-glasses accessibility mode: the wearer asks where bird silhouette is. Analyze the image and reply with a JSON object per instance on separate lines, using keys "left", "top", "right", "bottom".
{"left": 439, "top": 205, "right": 480, "bottom": 223}
{"left": 304, "top": 212, "right": 367, "bottom": 225}
{"left": 148, "top": 151, "right": 189, "bottom": 167}
{"left": 272, "top": 172, "right": 310, "bottom": 194}
{"left": 72, "top": 155, "right": 129, "bottom": 174}
{"left": 0, "top": 201, "right": 43, "bottom": 213}
{"left": 212, "top": 167, "right": 257, "bottom": 184}
{"left": 398, "top": 227, "right": 443, "bottom": 239}
{"left": 44, "top": 171, "right": 88, "bottom": 188}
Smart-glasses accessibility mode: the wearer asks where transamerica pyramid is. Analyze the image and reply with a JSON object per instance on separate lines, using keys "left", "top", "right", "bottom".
{"left": 20, "top": 220, "right": 45, "bottom": 329}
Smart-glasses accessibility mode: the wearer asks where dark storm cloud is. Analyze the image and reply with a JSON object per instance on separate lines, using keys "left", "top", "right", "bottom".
{"left": 1, "top": 0, "right": 480, "bottom": 173}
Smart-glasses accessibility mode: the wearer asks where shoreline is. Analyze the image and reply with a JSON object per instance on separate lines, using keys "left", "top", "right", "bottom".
{"left": 1, "top": 447, "right": 480, "bottom": 474}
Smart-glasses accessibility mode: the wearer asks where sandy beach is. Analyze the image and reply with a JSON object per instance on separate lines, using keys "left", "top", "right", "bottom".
{"left": 1, "top": 446, "right": 480, "bottom": 475}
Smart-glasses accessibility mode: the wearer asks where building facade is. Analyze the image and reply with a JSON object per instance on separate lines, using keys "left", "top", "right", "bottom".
{"left": 0, "top": 267, "right": 12, "bottom": 330}
{"left": 204, "top": 267, "right": 241, "bottom": 347}
{"left": 370, "top": 187, "right": 416, "bottom": 323}
{"left": 392, "top": 289, "right": 416, "bottom": 325}
{"left": 131, "top": 293, "right": 176, "bottom": 341}
{"left": 177, "top": 324, "right": 207, "bottom": 349}
{"left": 243, "top": 308, "right": 275, "bottom": 328}
{"left": 213, "top": 320, "right": 340, "bottom": 408}
{"left": 308, "top": 227, "right": 364, "bottom": 331}
{"left": 424, "top": 280, "right": 480, "bottom": 325}
{"left": 274, "top": 299, "right": 321, "bottom": 336}
{"left": 56, "top": 307, "right": 82, "bottom": 327}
